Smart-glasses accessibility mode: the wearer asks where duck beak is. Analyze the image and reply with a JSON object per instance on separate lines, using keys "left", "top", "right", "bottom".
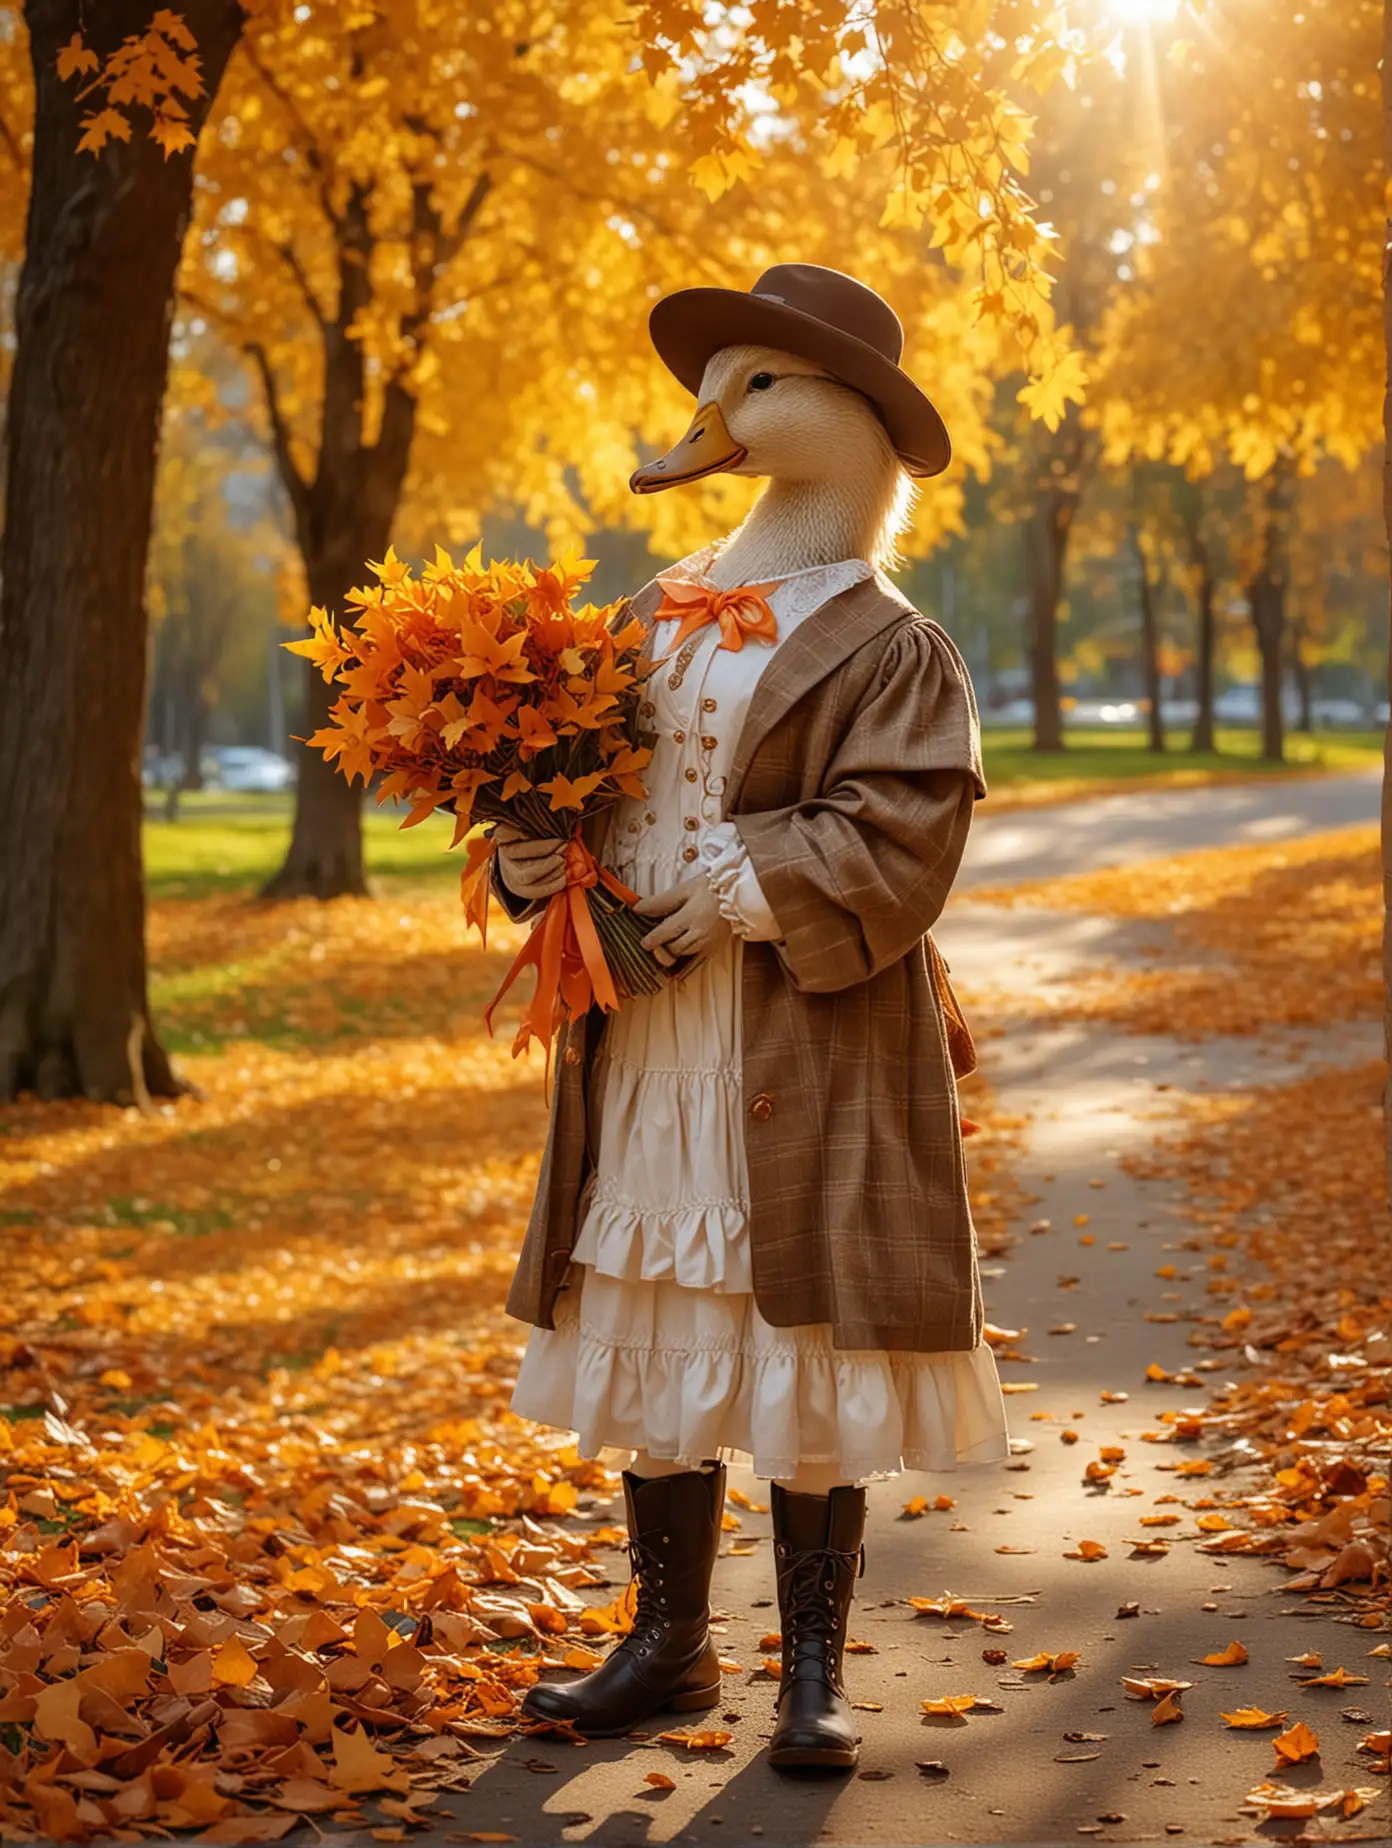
{"left": 629, "top": 402, "right": 746, "bottom": 495}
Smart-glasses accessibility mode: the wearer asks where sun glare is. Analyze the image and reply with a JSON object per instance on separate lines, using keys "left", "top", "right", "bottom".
{"left": 1106, "top": 0, "right": 1181, "bottom": 22}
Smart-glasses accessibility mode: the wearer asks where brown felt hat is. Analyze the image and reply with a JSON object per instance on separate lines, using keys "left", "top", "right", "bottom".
{"left": 648, "top": 262, "right": 951, "bottom": 479}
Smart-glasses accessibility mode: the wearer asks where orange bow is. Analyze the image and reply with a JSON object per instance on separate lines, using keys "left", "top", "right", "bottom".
{"left": 653, "top": 573, "right": 780, "bottom": 655}
{"left": 464, "top": 830, "right": 639, "bottom": 1080}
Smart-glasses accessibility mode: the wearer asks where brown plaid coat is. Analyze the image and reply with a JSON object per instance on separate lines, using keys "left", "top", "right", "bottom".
{"left": 502, "top": 573, "right": 988, "bottom": 1354}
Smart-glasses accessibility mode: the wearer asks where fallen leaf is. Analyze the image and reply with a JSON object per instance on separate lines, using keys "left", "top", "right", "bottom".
{"left": 1152, "top": 1690, "right": 1184, "bottom": 1726}
{"left": 1198, "top": 1641, "right": 1249, "bottom": 1667}
{"left": 644, "top": 1773, "right": 675, "bottom": 1791}
{"left": 1063, "top": 1540, "right": 1108, "bottom": 1561}
{"left": 920, "top": 1694, "right": 988, "bottom": 1715}
{"left": 1123, "top": 1677, "right": 1194, "bottom": 1700}
{"left": 1222, "top": 1708, "right": 1288, "bottom": 1729}
{"left": 1013, "top": 1651, "right": 1081, "bottom": 1675}
{"left": 1273, "top": 1719, "right": 1321, "bottom": 1765}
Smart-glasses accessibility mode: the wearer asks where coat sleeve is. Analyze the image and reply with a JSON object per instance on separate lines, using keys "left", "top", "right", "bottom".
{"left": 734, "top": 620, "right": 984, "bottom": 995}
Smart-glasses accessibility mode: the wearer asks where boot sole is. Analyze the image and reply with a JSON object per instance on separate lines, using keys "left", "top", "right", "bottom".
{"left": 768, "top": 1743, "right": 859, "bottom": 1772}
{"left": 523, "top": 1681, "right": 721, "bottom": 1739}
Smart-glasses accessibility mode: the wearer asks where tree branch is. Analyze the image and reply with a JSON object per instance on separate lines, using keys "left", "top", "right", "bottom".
{"left": 247, "top": 341, "right": 314, "bottom": 556}
{"left": 246, "top": 227, "right": 329, "bottom": 331}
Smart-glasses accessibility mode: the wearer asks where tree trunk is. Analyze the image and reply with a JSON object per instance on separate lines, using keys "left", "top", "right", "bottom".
{"left": 1290, "top": 624, "right": 1314, "bottom": 734}
{"left": 262, "top": 558, "right": 371, "bottom": 901}
{"left": 0, "top": 0, "right": 242, "bottom": 1103}
{"left": 1188, "top": 532, "right": 1217, "bottom": 755}
{"left": 1248, "top": 466, "right": 1292, "bottom": 766}
{"left": 1132, "top": 525, "right": 1166, "bottom": 754}
{"left": 1024, "top": 490, "right": 1075, "bottom": 752}
{"left": 258, "top": 179, "right": 454, "bottom": 899}
{"left": 1381, "top": 0, "right": 1392, "bottom": 1191}
{"left": 180, "top": 679, "right": 210, "bottom": 791}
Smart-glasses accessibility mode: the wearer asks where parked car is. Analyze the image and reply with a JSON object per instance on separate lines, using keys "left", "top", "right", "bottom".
{"left": 1159, "top": 700, "right": 1199, "bottom": 728}
{"left": 209, "top": 747, "right": 296, "bottom": 793}
{"left": 1213, "top": 685, "right": 1262, "bottom": 724}
{"left": 1307, "top": 697, "right": 1368, "bottom": 729}
{"left": 979, "top": 697, "right": 1036, "bottom": 727}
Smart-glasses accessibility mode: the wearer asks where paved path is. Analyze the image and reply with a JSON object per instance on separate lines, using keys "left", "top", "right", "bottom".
{"left": 958, "top": 768, "right": 1380, "bottom": 889}
{"left": 448, "top": 775, "right": 1385, "bottom": 1846}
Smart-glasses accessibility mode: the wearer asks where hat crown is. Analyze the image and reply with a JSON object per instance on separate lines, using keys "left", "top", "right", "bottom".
{"left": 750, "top": 263, "right": 904, "bottom": 367}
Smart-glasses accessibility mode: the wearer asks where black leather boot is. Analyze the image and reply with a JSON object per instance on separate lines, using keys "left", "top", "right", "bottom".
{"left": 767, "top": 1482, "right": 867, "bottom": 1772}
{"left": 522, "top": 1464, "right": 725, "bottom": 1736}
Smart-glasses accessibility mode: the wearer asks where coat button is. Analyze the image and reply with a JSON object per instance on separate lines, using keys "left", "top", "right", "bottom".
{"left": 563, "top": 1045, "right": 581, "bottom": 1066}
{"left": 673, "top": 729, "right": 685, "bottom": 743}
{"left": 749, "top": 1093, "right": 774, "bottom": 1122}
{"left": 682, "top": 845, "right": 699, "bottom": 862}
{"left": 684, "top": 816, "right": 700, "bottom": 831}
{"left": 702, "top": 697, "right": 717, "bottom": 712}
{"left": 684, "top": 768, "right": 698, "bottom": 783}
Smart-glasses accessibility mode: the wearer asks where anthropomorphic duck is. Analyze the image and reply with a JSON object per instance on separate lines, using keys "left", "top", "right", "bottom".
{"left": 497, "top": 265, "right": 1007, "bottom": 1775}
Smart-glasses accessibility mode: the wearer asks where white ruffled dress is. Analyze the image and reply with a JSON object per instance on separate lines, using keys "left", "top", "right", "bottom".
{"left": 511, "top": 553, "right": 1009, "bottom": 1482}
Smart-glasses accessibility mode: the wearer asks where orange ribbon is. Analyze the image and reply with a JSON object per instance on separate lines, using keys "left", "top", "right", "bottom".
{"left": 481, "top": 832, "right": 639, "bottom": 1075}
{"left": 653, "top": 573, "right": 781, "bottom": 655}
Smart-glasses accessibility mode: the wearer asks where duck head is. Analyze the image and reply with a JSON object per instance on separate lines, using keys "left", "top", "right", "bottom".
{"left": 630, "top": 343, "right": 897, "bottom": 495}
{"left": 629, "top": 342, "right": 911, "bottom": 575}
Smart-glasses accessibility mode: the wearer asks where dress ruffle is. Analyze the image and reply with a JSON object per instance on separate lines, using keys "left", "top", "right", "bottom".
{"left": 512, "top": 1266, "right": 1011, "bottom": 1483}
{"left": 574, "top": 1195, "right": 752, "bottom": 1293}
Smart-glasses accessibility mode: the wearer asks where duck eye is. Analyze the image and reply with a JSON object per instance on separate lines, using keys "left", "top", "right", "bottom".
{"left": 747, "top": 371, "right": 776, "bottom": 392}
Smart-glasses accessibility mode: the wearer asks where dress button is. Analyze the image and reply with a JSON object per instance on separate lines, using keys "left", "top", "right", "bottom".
{"left": 684, "top": 768, "right": 698, "bottom": 783}
{"left": 641, "top": 701, "right": 655, "bottom": 718}
{"left": 702, "top": 735, "right": 717, "bottom": 750}
{"left": 563, "top": 1045, "right": 581, "bottom": 1066}
{"left": 682, "top": 846, "right": 699, "bottom": 863}
{"left": 749, "top": 1093, "right": 774, "bottom": 1122}
{"left": 702, "top": 697, "right": 717, "bottom": 713}
{"left": 684, "top": 816, "right": 700, "bottom": 831}
{"left": 644, "top": 811, "right": 657, "bottom": 824}
{"left": 673, "top": 729, "right": 685, "bottom": 743}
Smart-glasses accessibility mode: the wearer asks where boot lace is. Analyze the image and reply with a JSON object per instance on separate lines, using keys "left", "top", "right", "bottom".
{"left": 618, "top": 1532, "right": 672, "bottom": 1660}
{"left": 776, "top": 1544, "right": 860, "bottom": 1699}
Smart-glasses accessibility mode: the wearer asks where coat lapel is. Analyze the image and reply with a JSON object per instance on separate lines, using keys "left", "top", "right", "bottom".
{"left": 725, "top": 576, "right": 912, "bottom": 810}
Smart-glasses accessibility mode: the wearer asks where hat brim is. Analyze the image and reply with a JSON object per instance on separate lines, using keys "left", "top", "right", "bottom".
{"left": 648, "top": 287, "right": 951, "bottom": 479}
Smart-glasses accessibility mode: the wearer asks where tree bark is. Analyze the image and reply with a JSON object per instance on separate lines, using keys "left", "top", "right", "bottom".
{"left": 1183, "top": 515, "right": 1218, "bottom": 755}
{"left": 1290, "top": 623, "right": 1314, "bottom": 734}
{"left": 1247, "top": 467, "right": 1292, "bottom": 766}
{"left": 0, "top": 0, "right": 242, "bottom": 1103}
{"left": 1131, "top": 524, "right": 1166, "bottom": 754}
{"left": 1024, "top": 488, "right": 1076, "bottom": 752}
{"left": 1381, "top": 0, "right": 1392, "bottom": 1192}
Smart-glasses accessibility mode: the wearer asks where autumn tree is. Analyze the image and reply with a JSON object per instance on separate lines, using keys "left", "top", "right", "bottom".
{"left": 0, "top": 0, "right": 1080, "bottom": 1094}
{"left": 1093, "top": 0, "right": 1380, "bottom": 763}
{"left": 0, "top": 1, "right": 243, "bottom": 1102}
{"left": 185, "top": 0, "right": 1074, "bottom": 898}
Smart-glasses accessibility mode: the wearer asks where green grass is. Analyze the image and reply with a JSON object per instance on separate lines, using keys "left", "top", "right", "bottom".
{"left": 980, "top": 725, "right": 1383, "bottom": 789}
{"left": 143, "top": 729, "right": 1383, "bottom": 901}
{"left": 143, "top": 791, "right": 457, "bottom": 899}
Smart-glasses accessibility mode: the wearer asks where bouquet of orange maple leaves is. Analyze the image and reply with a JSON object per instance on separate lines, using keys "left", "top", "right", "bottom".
{"left": 287, "top": 545, "right": 666, "bottom": 1059}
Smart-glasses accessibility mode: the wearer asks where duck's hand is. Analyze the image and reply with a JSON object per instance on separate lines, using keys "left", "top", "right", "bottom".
{"left": 492, "top": 822, "right": 569, "bottom": 901}
{"left": 633, "top": 874, "right": 732, "bottom": 967}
